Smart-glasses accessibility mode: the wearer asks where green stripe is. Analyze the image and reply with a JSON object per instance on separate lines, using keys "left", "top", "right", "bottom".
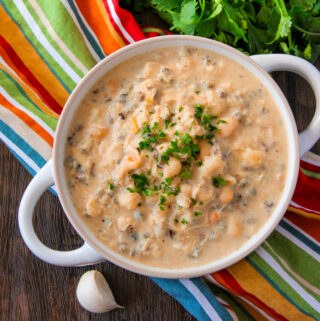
{"left": 207, "top": 282, "right": 256, "bottom": 321}
{"left": 0, "top": 69, "right": 58, "bottom": 130}
{"left": 142, "top": 27, "right": 166, "bottom": 35}
{"left": 34, "top": 0, "right": 97, "bottom": 69}
{"left": 301, "top": 168, "right": 320, "bottom": 179}
{"left": 249, "top": 251, "right": 320, "bottom": 318}
{"left": 4, "top": 0, "right": 76, "bottom": 90}
{"left": 65, "top": 0, "right": 105, "bottom": 60}
{"left": 264, "top": 233, "right": 320, "bottom": 300}
{"left": 23, "top": 0, "right": 85, "bottom": 78}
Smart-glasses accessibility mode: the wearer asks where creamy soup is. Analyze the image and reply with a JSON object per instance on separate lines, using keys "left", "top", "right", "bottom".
{"left": 64, "top": 46, "right": 287, "bottom": 268}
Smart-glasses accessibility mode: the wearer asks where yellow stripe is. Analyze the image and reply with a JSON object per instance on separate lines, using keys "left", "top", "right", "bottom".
{"left": 0, "top": 6, "right": 69, "bottom": 107}
{"left": 95, "top": 0, "right": 126, "bottom": 47}
{"left": 227, "top": 260, "right": 315, "bottom": 321}
{"left": 288, "top": 206, "right": 320, "bottom": 220}
{"left": 0, "top": 63, "right": 59, "bottom": 119}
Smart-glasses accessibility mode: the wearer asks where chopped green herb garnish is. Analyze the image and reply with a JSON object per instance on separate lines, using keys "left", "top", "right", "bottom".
{"left": 194, "top": 105, "right": 204, "bottom": 118}
{"left": 199, "top": 201, "right": 204, "bottom": 205}
{"left": 142, "top": 188, "right": 153, "bottom": 196}
{"left": 174, "top": 130, "right": 180, "bottom": 136}
{"left": 212, "top": 176, "right": 227, "bottom": 188}
{"left": 191, "top": 198, "right": 197, "bottom": 205}
{"left": 180, "top": 168, "right": 192, "bottom": 179}
{"left": 149, "top": 111, "right": 155, "bottom": 115}
{"left": 165, "top": 119, "right": 170, "bottom": 130}
{"left": 158, "top": 129, "right": 167, "bottom": 138}
{"left": 174, "top": 218, "right": 179, "bottom": 223}
{"left": 196, "top": 161, "right": 203, "bottom": 167}
{"left": 108, "top": 181, "right": 115, "bottom": 190}
{"left": 158, "top": 172, "right": 163, "bottom": 177}
{"left": 181, "top": 133, "right": 192, "bottom": 145}
{"left": 128, "top": 173, "right": 152, "bottom": 195}
{"left": 152, "top": 122, "right": 159, "bottom": 130}
{"left": 159, "top": 195, "right": 166, "bottom": 210}
{"left": 194, "top": 211, "right": 203, "bottom": 216}
{"left": 163, "top": 185, "right": 180, "bottom": 196}
{"left": 179, "top": 106, "right": 184, "bottom": 112}
{"left": 195, "top": 90, "right": 201, "bottom": 95}
{"left": 217, "top": 119, "right": 228, "bottom": 124}
{"left": 141, "top": 123, "right": 151, "bottom": 135}
{"left": 165, "top": 177, "right": 172, "bottom": 185}
{"left": 181, "top": 218, "right": 189, "bottom": 225}
{"left": 170, "top": 122, "right": 176, "bottom": 127}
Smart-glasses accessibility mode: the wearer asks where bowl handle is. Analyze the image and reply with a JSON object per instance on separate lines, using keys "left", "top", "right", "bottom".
{"left": 18, "top": 159, "right": 105, "bottom": 266}
{"left": 250, "top": 54, "right": 320, "bottom": 157}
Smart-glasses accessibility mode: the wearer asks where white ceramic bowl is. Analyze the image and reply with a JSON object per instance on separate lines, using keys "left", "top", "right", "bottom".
{"left": 18, "top": 36, "right": 320, "bottom": 278}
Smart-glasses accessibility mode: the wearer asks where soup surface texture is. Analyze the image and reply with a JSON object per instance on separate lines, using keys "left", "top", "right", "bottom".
{"left": 64, "top": 46, "right": 287, "bottom": 268}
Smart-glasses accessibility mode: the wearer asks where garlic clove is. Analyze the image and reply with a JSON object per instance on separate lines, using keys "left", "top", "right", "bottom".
{"left": 76, "top": 270, "right": 123, "bottom": 313}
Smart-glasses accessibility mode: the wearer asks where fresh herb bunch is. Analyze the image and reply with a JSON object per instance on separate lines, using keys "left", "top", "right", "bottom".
{"left": 121, "top": 0, "right": 320, "bottom": 62}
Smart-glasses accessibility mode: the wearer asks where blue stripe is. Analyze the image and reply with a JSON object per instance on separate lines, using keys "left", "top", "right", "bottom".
{"left": 0, "top": 69, "right": 58, "bottom": 130}
{"left": 191, "top": 278, "right": 233, "bottom": 321}
{"left": 0, "top": 0, "right": 72, "bottom": 93}
{"left": 65, "top": 0, "right": 105, "bottom": 60}
{"left": 247, "top": 256, "right": 320, "bottom": 321}
{"left": 152, "top": 277, "right": 213, "bottom": 321}
{"left": 5, "top": 140, "right": 37, "bottom": 177}
{"left": 0, "top": 120, "right": 46, "bottom": 168}
{"left": 280, "top": 220, "right": 320, "bottom": 254}
{"left": 0, "top": 120, "right": 57, "bottom": 195}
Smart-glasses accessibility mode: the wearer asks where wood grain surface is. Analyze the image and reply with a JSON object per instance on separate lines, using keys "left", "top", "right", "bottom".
{"left": 1, "top": 8, "right": 319, "bottom": 321}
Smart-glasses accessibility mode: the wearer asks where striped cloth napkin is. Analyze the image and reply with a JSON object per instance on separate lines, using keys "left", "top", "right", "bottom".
{"left": 1, "top": 1, "right": 319, "bottom": 320}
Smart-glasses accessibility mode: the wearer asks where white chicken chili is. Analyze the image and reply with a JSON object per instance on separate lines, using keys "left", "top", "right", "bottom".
{"left": 64, "top": 46, "right": 287, "bottom": 268}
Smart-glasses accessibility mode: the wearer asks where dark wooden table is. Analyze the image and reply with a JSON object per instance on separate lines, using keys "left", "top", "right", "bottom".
{"left": 1, "top": 8, "right": 319, "bottom": 321}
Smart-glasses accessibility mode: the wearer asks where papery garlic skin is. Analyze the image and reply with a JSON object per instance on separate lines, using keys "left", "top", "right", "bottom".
{"left": 76, "top": 270, "right": 122, "bottom": 313}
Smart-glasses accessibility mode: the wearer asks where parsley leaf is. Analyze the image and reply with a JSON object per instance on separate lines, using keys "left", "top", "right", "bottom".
{"left": 180, "top": 168, "right": 192, "bottom": 179}
{"left": 212, "top": 176, "right": 227, "bottom": 188}
{"left": 108, "top": 181, "right": 115, "bottom": 190}
{"left": 181, "top": 218, "right": 189, "bottom": 225}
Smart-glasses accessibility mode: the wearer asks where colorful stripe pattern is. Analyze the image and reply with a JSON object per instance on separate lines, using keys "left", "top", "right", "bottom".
{"left": 0, "top": 1, "right": 319, "bottom": 320}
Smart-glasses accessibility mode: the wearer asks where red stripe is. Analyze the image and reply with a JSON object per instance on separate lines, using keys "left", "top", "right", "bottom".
{"left": 300, "top": 159, "right": 320, "bottom": 173}
{"left": 103, "top": 0, "right": 146, "bottom": 44}
{"left": 291, "top": 168, "right": 320, "bottom": 214}
{"left": 0, "top": 35, "right": 63, "bottom": 115}
{"left": 285, "top": 212, "right": 320, "bottom": 241}
{"left": 213, "top": 270, "right": 289, "bottom": 321}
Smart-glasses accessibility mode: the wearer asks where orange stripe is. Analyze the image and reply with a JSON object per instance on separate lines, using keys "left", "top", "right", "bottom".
{"left": 0, "top": 94, "right": 53, "bottom": 147}
{"left": 0, "top": 62, "right": 59, "bottom": 119}
{"left": 74, "top": 0, "right": 124, "bottom": 54}
{"left": 287, "top": 205, "right": 320, "bottom": 220}
{"left": 0, "top": 6, "right": 68, "bottom": 107}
